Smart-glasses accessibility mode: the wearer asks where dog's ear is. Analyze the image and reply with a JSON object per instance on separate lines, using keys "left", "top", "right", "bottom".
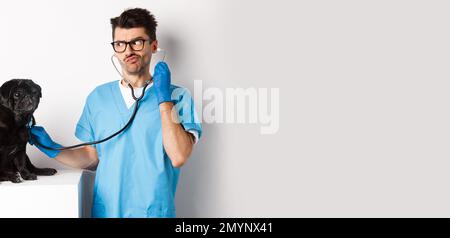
{"left": 0, "top": 80, "right": 17, "bottom": 108}
{"left": 35, "top": 83, "right": 42, "bottom": 98}
{"left": 24, "top": 79, "right": 42, "bottom": 98}
{"left": 0, "top": 81, "right": 11, "bottom": 107}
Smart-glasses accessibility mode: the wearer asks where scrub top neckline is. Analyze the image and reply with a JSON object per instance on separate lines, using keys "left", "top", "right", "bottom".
{"left": 111, "top": 80, "right": 152, "bottom": 116}
{"left": 119, "top": 80, "right": 154, "bottom": 109}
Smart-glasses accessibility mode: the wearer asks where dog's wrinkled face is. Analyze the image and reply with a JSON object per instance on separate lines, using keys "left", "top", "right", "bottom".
{"left": 0, "top": 79, "right": 41, "bottom": 114}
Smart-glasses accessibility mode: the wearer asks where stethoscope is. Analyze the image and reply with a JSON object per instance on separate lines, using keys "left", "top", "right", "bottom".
{"left": 29, "top": 48, "right": 166, "bottom": 151}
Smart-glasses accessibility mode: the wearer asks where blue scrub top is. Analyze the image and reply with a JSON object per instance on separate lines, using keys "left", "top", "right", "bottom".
{"left": 75, "top": 80, "right": 202, "bottom": 218}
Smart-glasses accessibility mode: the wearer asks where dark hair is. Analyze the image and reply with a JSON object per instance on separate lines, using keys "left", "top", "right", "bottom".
{"left": 110, "top": 8, "right": 158, "bottom": 41}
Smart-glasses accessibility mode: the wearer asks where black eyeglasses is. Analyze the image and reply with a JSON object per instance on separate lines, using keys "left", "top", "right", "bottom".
{"left": 111, "top": 38, "right": 149, "bottom": 53}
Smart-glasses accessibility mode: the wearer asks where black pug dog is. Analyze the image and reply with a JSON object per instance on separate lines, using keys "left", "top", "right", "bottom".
{"left": 0, "top": 79, "right": 57, "bottom": 183}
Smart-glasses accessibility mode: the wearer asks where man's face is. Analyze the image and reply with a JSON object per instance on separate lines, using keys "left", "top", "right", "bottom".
{"left": 113, "top": 27, "right": 158, "bottom": 76}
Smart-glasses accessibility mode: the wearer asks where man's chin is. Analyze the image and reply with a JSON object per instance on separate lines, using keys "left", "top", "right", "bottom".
{"left": 125, "top": 67, "right": 141, "bottom": 75}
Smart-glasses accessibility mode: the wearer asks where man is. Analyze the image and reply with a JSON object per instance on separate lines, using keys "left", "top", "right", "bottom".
{"left": 29, "top": 8, "right": 202, "bottom": 218}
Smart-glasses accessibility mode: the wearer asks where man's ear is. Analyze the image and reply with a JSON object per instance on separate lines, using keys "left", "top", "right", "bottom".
{"left": 151, "top": 40, "right": 158, "bottom": 53}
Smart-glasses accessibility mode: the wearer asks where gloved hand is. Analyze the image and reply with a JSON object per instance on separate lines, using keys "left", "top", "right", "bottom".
{"left": 28, "top": 126, "right": 62, "bottom": 158}
{"left": 153, "top": 61, "right": 172, "bottom": 105}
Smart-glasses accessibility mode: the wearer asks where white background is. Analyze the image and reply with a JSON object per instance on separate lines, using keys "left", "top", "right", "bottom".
{"left": 1, "top": 0, "right": 450, "bottom": 217}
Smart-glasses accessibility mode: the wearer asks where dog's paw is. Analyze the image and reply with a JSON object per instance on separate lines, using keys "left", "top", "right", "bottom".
{"left": 34, "top": 168, "right": 57, "bottom": 176}
{"left": 22, "top": 173, "right": 37, "bottom": 180}
{"left": 10, "top": 175, "right": 22, "bottom": 183}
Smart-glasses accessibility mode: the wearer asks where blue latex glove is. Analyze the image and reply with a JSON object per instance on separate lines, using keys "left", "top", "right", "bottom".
{"left": 28, "top": 126, "right": 62, "bottom": 158}
{"left": 153, "top": 62, "right": 172, "bottom": 105}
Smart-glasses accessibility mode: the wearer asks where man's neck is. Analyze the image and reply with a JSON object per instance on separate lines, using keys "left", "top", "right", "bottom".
{"left": 122, "top": 71, "right": 153, "bottom": 88}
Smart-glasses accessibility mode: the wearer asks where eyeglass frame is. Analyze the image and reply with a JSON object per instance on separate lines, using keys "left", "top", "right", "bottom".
{"left": 110, "top": 38, "right": 153, "bottom": 53}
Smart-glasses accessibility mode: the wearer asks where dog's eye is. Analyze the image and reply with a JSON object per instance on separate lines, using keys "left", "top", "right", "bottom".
{"left": 13, "top": 92, "right": 20, "bottom": 98}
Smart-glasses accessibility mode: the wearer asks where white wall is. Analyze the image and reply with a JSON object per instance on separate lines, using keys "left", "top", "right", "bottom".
{"left": 1, "top": 0, "right": 450, "bottom": 217}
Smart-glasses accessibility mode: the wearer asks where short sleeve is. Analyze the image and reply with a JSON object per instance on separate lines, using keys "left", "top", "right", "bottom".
{"left": 187, "top": 130, "right": 199, "bottom": 144}
{"left": 171, "top": 87, "right": 203, "bottom": 141}
{"left": 75, "top": 97, "right": 95, "bottom": 145}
